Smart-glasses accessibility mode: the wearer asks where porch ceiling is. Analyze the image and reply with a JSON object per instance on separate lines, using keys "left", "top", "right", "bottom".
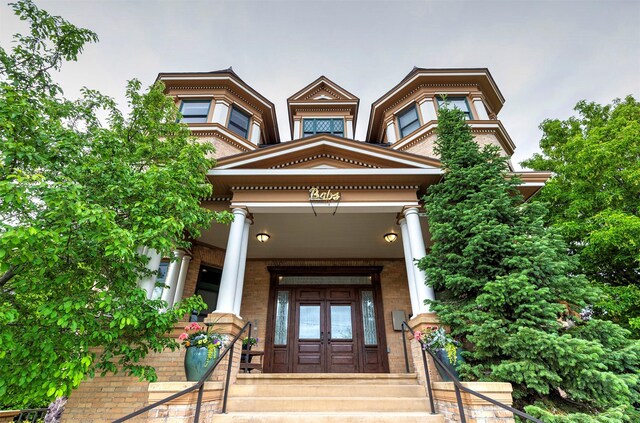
{"left": 196, "top": 212, "right": 432, "bottom": 259}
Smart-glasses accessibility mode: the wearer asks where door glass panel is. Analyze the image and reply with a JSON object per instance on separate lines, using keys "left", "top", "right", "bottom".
{"left": 361, "top": 291, "right": 378, "bottom": 345}
{"left": 274, "top": 291, "right": 289, "bottom": 345}
{"left": 299, "top": 305, "right": 321, "bottom": 339}
{"left": 330, "top": 305, "right": 353, "bottom": 340}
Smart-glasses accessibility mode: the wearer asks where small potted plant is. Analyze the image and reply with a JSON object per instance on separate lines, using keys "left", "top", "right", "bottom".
{"left": 179, "top": 322, "right": 228, "bottom": 381}
{"left": 414, "top": 326, "right": 462, "bottom": 381}
{"left": 241, "top": 336, "right": 259, "bottom": 365}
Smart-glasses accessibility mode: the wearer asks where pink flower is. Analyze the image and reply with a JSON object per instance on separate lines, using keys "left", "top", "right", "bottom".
{"left": 414, "top": 331, "right": 422, "bottom": 339}
{"left": 184, "top": 325, "right": 190, "bottom": 331}
{"left": 188, "top": 322, "right": 202, "bottom": 331}
{"left": 178, "top": 333, "right": 188, "bottom": 341}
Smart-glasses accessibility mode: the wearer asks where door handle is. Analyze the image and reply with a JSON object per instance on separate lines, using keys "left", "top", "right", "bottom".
{"left": 327, "top": 332, "right": 331, "bottom": 344}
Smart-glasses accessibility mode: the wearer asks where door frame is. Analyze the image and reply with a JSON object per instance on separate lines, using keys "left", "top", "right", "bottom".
{"left": 264, "top": 266, "right": 389, "bottom": 373}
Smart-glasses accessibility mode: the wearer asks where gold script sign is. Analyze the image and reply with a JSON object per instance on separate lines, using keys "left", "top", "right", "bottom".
{"left": 309, "top": 187, "right": 341, "bottom": 201}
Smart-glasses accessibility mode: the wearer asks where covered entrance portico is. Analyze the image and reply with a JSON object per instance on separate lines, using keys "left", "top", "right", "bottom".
{"left": 188, "top": 135, "right": 447, "bottom": 374}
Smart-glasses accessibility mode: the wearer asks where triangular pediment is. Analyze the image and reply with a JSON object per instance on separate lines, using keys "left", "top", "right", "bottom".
{"left": 216, "top": 135, "right": 441, "bottom": 170}
{"left": 289, "top": 76, "right": 359, "bottom": 102}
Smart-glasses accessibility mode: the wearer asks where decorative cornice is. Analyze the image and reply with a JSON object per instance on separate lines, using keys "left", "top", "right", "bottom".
{"left": 294, "top": 108, "right": 352, "bottom": 113}
{"left": 383, "top": 83, "right": 480, "bottom": 114}
{"left": 230, "top": 185, "right": 419, "bottom": 191}
{"left": 190, "top": 127, "right": 253, "bottom": 152}
{"left": 171, "top": 85, "right": 261, "bottom": 113}
{"left": 202, "top": 196, "right": 232, "bottom": 201}
{"left": 303, "top": 84, "right": 340, "bottom": 100}
{"left": 269, "top": 153, "right": 379, "bottom": 169}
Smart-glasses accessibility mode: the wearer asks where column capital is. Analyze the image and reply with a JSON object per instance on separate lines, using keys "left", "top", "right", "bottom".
{"left": 402, "top": 206, "right": 423, "bottom": 217}
{"left": 231, "top": 207, "right": 249, "bottom": 217}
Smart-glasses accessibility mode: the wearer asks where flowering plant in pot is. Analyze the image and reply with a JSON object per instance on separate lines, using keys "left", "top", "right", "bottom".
{"left": 241, "top": 336, "right": 259, "bottom": 365}
{"left": 179, "top": 322, "right": 228, "bottom": 381}
{"left": 414, "top": 326, "right": 462, "bottom": 381}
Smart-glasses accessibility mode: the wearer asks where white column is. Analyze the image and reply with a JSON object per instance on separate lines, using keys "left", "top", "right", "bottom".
{"left": 216, "top": 208, "right": 248, "bottom": 314}
{"left": 473, "top": 98, "right": 490, "bottom": 120}
{"left": 404, "top": 207, "right": 436, "bottom": 313}
{"left": 346, "top": 118, "right": 354, "bottom": 139}
{"left": 293, "top": 119, "right": 301, "bottom": 140}
{"left": 233, "top": 218, "right": 252, "bottom": 316}
{"left": 161, "top": 250, "right": 185, "bottom": 308}
{"left": 399, "top": 218, "right": 420, "bottom": 316}
{"left": 138, "top": 247, "right": 163, "bottom": 299}
{"left": 250, "top": 121, "right": 261, "bottom": 144}
{"left": 172, "top": 255, "right": 192, "bottom": 306}
{"left": 385, "top": 121, "right": 397, "bottom": 143}
{"left": 419, "top": 97, "right": 437, "bottom": 122}
{"left": 212, "top": 99, "right": 230, "bottom": 125}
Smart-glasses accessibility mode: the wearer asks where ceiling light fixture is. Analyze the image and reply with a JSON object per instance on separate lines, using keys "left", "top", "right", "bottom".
{"left": 256, "top": 233, "right": 270, "bottom": 243}
{"left": 384, "top": 233, "right": 398, "bottom": 243}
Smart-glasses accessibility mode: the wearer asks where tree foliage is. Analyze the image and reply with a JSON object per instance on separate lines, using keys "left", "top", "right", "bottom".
{"left": 418, "top": 105, "right": 639, "bottom": 420}
{"left": 0, "top": 0, "right": 230, "bottom": 407}
{"left": 522, "top": 97, "right": 640, "bottom": 334}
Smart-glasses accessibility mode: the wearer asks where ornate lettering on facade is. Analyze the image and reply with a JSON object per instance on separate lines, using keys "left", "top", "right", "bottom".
{"left": 309, "top": 187, "right": 341, "bottom": 201}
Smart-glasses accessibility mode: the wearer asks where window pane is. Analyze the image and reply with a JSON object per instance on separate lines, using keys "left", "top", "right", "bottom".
{"left": 152, "top": 261, "right": 170, "bottom": 300}
{"left": 279, "top": 276, "right": 372, "bottom": 285}
{"left": 303, "top": 119, "right": 314, "bottom": 132}
{"left": 181, "top": 101, "right": 210, "bottom": 115}
{"left": 332, "top": 119, "right": 344, "bottom": 132}
{"left": 361, "top": 291, "right": 378, "bottom": 345}
{"left": 400, "top": 120, "right": 420, "bottom": 137}
{"left": 331, "top": 305, "right": 352, "bottom": 340}
{"left": 229, "top": 106, "right": 250, "bottom": 138}
{"left": 274, "top": 291, "right": 289, "bottom": 345}
{"left": 398, "top": 106, "right": 418, "bottom": 128}
{"left": 316, "top": 119, "right": 331, "bottom": 133}
{"left": 438, "top": 97, "right": 472, "bottom": 119}
{"left": 299, "top": 305, "right": 320, "bottom": 339}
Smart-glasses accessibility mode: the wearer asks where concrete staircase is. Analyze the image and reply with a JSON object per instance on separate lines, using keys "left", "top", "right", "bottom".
{"left": 212, "top": 373, "right": 444, "bottom": 422}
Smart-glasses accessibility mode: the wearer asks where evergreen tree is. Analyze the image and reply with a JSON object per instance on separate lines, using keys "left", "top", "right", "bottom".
{"left": 418, "top": 105, "right": 639, "bottom": 420}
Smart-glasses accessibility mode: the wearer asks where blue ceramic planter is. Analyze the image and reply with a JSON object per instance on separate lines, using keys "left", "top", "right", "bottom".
{"left": 434, "top": 348, "right": 464, "bottom": 381}
{"left": 184, "top": 346, "right": 219, "bottom": 381}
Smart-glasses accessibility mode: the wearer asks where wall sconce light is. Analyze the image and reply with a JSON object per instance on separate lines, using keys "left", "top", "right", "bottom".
{"left": 384, "top": 233, "right": 398, "bottom": 243}
{"left": 256, "top": 233, "right": 270, "bottom": 243}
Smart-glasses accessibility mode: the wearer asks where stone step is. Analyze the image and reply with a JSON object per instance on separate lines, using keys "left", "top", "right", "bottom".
{"left": 225, "top": 396, "right": 431, "bottom": 413}
{"left": 229, "top": 383, "right": 427, "bottom": 398}
{"left": 212, "top": 411, "right": 444, "bottom": 422}
{"left": 235, "top": 373, "right": 419, "bottom": 385}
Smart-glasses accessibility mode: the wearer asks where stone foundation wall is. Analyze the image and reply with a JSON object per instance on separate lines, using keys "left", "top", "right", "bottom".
{"left": 433, "top": 382, "right": 515, "bottom": 423}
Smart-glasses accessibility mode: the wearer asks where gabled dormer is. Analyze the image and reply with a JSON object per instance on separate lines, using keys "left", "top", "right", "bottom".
{"left": 287, "top": 76, "right": 359, "bottom": 141}
{"left": 366, "top": 68, "right": 515, "bottom": 159}
{"left": 157, "top": 68, "right": 280, "bottom": 159}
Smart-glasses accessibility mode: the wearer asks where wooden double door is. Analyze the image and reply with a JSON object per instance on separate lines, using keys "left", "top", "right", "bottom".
{"left": 265, "top": 268, "right": 388, "bottom": 373}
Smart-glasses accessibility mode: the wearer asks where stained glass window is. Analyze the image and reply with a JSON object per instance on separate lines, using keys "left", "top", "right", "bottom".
{"left": 361, "top": 291, "right": 377, "bottom": 345}
{"left": 302, "top": 118, "right": 344, "bottom": 137}
{"left": 274, "top": 291, "right": 289, "bottom": 345}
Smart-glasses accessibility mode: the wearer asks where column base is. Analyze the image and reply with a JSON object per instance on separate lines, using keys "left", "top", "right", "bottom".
{"left": 204, "top": 312, "right": 246, "bottom": 337}
{"left": 408, "top": 312, "right": 440, "bottom": 333}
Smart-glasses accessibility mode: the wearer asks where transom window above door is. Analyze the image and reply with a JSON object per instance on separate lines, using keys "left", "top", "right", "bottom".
{"left": 302, "top": 118, "right": 344, "bottom": 137}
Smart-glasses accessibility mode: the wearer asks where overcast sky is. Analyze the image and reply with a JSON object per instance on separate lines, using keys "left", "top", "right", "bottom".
{"left": 1, "top": 0, "right": 639, "bottom": 169}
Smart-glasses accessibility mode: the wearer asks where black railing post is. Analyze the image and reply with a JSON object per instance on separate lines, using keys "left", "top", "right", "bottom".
{"left": 401, "top": 323, "right": 410, "bottom": 373}
{"left": 222, "top": 341, "right": 235, "bottom": 413}
{"left": 193, "top": 382, "right": 205, "bottom": 423}
{"left": 454, "top": 384, "right": 467, "bottom": 423}
{"left": 420, "top": 346, "right": 436, "bottom": 414}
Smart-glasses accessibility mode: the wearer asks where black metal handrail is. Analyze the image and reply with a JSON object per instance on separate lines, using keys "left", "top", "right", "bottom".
{"left": 401, "top": 321, "right": 542, "bottom": 423}
{"left": 112, "top": 320, "right": 253, "bottom": 422}
{"left": 15, "top": 408, "right": 47, "bottom": 422}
